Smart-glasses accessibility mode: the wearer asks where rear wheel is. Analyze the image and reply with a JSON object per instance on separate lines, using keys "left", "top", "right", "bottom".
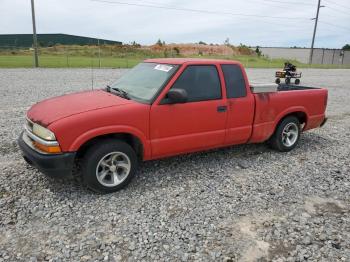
{"left": 295, "top": 79, "right": 300, "bottom": 85}
{"left": 275, "top": 78, "right": 281, "bottom": 84}
{"left": 269, "top": 116, "right": 300, "bottom": 152}
{"left": 81, "top": 140, "right": 138, "bottom": 193}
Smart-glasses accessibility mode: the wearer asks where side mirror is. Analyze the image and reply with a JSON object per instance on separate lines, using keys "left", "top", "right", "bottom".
{"left": 166, "top": 88, "right": 188, "bottom": 104}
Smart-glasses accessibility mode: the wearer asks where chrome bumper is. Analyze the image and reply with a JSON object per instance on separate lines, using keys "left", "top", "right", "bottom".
{"left": 320, "top": 117, "right": 328, "bottom": 127}
{"left": 23, "top": 124, "right": 59, "bottom": 154}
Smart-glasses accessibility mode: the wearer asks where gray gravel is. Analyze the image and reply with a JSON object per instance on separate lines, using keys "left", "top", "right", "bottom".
{"left": 0, "top": 68, "right": 349, "bottom": 261}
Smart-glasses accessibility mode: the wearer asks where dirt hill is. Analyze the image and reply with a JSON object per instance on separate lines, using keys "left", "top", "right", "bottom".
{"left": 145, "top": 43, "right": 254, "bottom": 56}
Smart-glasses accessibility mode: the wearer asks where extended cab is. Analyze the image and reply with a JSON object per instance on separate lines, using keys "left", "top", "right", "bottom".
{"left": 18, "top": 58, "right": 328, "bottom": 193}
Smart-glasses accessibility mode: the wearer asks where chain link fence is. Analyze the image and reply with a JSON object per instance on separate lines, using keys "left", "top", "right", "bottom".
{"left": 258, "top": 47, "right": 350, "bottom": 66}
{"left": 0, "top": 45, "right": 186, "bottom": 68}
{"left": 1, "top": 45, "right": 349, "bottom": 68}
{"left": 310, "top": 48, "right": 349, "bottom": 65}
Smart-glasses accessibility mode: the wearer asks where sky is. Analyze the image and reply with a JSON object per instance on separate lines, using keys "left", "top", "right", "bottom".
{"left": 1, "top": 0, "right": 349, "bottom": 48}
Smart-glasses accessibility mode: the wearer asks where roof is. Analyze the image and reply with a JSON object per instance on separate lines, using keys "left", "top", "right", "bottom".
{"left": 0, "top": 33, "right": 122, "bottom": 47}
{"left": 144, "top": 58, "right": 242, "bottom": 65}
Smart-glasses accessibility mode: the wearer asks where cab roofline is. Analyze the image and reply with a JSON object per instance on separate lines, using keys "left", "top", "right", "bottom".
{"left": 144, "top": 58, "right": 242, "bottom": 65}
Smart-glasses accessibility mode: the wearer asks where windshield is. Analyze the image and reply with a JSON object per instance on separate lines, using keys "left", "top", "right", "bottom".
{"left": 110, "top": 62, "right": 179, "bottom": 103}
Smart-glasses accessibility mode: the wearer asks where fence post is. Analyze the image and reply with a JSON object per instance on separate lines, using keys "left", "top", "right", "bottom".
{"left": 66, "top": 47, "right": 69, "bottom": 67}
{"left": 321, "top": 49, "right": 324, "bottom": 64}
{"left": 98, "top": 39, "right": 101, "bottom": 69}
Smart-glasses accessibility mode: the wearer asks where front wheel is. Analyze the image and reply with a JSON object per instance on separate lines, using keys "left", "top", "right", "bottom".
{"left": 81, "top": 140, "right": 138, "bottom": 193}
{"left": 269, "top": 116, "right": 300, "bottom": 152}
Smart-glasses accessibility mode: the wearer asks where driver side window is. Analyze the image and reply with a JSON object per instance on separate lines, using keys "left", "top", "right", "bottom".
{"left": 171, "top": 65, "right": 222, "bottom": 102}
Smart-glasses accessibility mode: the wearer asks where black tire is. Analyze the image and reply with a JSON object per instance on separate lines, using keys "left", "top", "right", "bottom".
{"left": 285, "top": 78, "right": 291, "bottom": 84}
{"left": 269, "top": 116, "right": 300, "bottom": 152}
{"left": 81, "top": 139, "right": 138, "bottom": 193}
{"left": 275, "top": 78, "right": 281, "bottom": 84}
{"left": 295, "top": 79, "right": 300, "bottom": 85}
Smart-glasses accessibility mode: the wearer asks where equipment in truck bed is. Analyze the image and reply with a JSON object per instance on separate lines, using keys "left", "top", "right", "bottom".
{"left": 275, "top": 62, "right": 302, "bottom": 85}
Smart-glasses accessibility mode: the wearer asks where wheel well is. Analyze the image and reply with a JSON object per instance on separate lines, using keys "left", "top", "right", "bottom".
{"left": 269, "top": 111, "right": 307, "bottom": 140}
{"left": 265, "top": 111, "right": 306, "bottom": 143}
{"left": 75, "top": 133, "right": 144, "bottom": 161}
{"left": 278, "top": 111, "right": 307, "bottom": 128}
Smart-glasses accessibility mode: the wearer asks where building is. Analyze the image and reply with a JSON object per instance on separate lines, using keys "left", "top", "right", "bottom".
{"left": 0, "top": 33, "right": 122, "bottom": 47}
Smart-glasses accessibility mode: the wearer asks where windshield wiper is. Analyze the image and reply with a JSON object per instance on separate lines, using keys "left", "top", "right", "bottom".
{"left": 106, "top": 85, "right": 130, "bottom": 100}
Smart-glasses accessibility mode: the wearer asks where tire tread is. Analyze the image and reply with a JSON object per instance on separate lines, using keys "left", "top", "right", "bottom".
{"left": 269, "top": 116, "right": 300, "bottom": 152}
{"left": 81, "top": 139, "right": 137, "bottom": 193}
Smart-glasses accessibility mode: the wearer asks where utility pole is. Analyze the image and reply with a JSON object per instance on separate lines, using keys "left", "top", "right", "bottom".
{"left": 309, "top": 0, "right": 324, "bottom": 64}
{"left": 30, "top": 0, "right": 39, "bottom": 67}
{"left": 98, "top": 39, "right": 101, "bottom": 68}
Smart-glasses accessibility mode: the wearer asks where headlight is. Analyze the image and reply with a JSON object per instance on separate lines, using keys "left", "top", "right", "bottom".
{"left": 32, "top": 123, "right": 56, "bottom": 141}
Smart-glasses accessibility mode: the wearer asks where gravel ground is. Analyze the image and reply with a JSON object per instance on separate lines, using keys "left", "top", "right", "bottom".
{"left": 0, "top": 68, "right": 349, "bottom": 262}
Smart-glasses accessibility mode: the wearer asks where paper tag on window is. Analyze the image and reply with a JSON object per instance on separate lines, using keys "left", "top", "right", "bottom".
{"left": 154, "top": 64, "right": 173, "bottom": 72}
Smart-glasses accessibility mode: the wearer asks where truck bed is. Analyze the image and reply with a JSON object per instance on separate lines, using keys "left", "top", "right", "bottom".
{"left": 250, "top": 83, "right": 321, "bottom": 93}
{"left": 249, "top": 84, "right": 327, "bottom": 143}
{"left": 277, "top": 84, "right": 321, "bottom": 91}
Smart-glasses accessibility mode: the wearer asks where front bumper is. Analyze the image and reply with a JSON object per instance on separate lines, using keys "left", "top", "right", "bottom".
{"left": 18, "top": 132, "right": 76, "bottom": 177}
{"left": 320, "top": 117, "right": 328, "bottom": 127}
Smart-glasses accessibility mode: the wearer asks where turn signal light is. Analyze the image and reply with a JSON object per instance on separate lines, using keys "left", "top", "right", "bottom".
{"left": 33, "top": 141, "right": 62, "bottom": 154}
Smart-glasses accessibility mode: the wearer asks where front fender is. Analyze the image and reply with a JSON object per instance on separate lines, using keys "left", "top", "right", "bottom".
{"left": 68, "top": 125, "right": 151, "bottom": 159}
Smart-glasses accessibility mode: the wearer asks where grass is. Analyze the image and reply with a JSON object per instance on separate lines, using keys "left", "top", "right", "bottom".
{"left": 0, "top": 55, "right": 142, "bottom": 68}
{"left": 196, "top": 55, "right": 350, "bottom": 69}
{"left": 0, "top": 45, "right": 349, "bottom": 69}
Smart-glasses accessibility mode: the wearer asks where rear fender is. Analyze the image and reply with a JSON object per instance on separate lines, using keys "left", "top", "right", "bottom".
{"left": 274, "top": 107, "right": 309, "bottom": 132}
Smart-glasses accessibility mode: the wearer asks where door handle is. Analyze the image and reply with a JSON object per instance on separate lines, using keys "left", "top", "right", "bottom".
{"left": 217, "top": 105, "right": 227, "bottom": 112}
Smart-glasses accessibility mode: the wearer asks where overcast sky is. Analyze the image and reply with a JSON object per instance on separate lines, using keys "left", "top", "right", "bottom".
{"left": 1, "top": 0, "right": 349, "bottom": 48}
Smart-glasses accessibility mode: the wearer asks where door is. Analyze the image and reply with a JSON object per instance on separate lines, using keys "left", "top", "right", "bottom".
{"left": 221, "top": 64, "right": 255, "bottom": 145}
{"left": 150, "top": 65, "right": 227, "bottom": 158}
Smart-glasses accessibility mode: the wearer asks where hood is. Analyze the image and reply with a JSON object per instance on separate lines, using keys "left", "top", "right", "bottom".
{"left": 27, "top": 90, "right": 133, "bottom": 126}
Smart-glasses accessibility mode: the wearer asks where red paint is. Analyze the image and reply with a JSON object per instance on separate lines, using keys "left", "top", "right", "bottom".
{"left": 27, "top": 58, "right": 328, "bottom": 160}
{"left": 224, "top": 63, "right": 255, "bottom": 145}
{"left": 28, "top": 90, "right": 133, "bottom": 126}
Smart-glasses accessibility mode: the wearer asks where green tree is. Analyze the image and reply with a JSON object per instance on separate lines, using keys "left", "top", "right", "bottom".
{"left": 131, "top": 41, "right": 141, "bottom": 47}
{"left": 342, "top": 44, "right": 350, "bottom": 50}
{"left": 173, "top": 47, "right": 180, "bottom": 55}
{"left": 255, "top": 46, "right": 261, "bottom": 56}
{"left": 224, "top": 37, "right": 230, "bottom": 46}
{"left": 156, "top": 39, "right": 163, "bottom": 46}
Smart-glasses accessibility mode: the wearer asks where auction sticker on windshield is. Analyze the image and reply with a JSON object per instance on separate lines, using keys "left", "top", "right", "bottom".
{"left": 154, "top": 64, "right": 173, "bottom": 72}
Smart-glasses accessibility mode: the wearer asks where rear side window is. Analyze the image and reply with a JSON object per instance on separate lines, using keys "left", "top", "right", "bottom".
{"left": 221, "top": 64, "right": 247, "bottom": 98}
{"left": 171, "top": 65, "right": 221, "bottom": 102}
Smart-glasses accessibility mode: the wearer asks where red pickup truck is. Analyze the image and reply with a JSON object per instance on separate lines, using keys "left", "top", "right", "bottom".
{"left": 18, "top": 58, "right": 328, "bottom": 193}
